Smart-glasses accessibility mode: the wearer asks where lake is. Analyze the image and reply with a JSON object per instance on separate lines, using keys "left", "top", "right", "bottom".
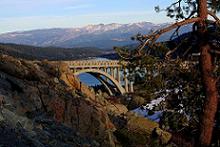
{"left": 78, "top": 73, "right": 101, "bottom": 86}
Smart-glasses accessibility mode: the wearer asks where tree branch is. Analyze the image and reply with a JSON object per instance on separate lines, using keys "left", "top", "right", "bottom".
{"left": 170, "top": 26, "right": 181, "bottom": 40}
{"left": 138, "top": 17, "right": 201, "bottom": 53}
{"left": 210, "top": 49, "right": 220, "bottom": 55}
{"left": 117, "top": 17, "right": 201, "bottom": 59}
{"left": 215, "top": 76, "right": 220, "bottom": 84}
{"left": 143, "top": 17, "right": 200, "bottom": 39}
{"left": 208, "top": 10, "right": 220, "bottom": 23}
{"left": 165, "top": 46, "right": 178, "bottom": 59}
{"left": 182, "top": 46, "right": 193, "bottom": 57}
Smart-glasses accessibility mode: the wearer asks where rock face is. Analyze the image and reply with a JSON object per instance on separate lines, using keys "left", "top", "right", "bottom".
{"left": 105, "top": 103, "right": 128, "bottom": 116}
{"left": 0, "top": 55, "right": 116, "bottom": 146}
{"left": 0, "top": 54, "right": 171, "bottom": 146}
{"left": 59, "top": 72, "right": 96, "bottom": 100}
{"left": 0, "top": 119, "right": 96, "bottom": 147}
{"left": 113, "top": 112, "right": 172, "bottom": 146}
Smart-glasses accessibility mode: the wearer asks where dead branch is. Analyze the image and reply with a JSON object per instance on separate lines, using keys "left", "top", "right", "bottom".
{"left": 170, "top": 26, "right": 181, "bottom": 40}
{"left": 208, "top": 11, "right": 220, "bottom": 23}
{"left": 115, "top": 52, "right": 131, "bottom": 60}
{"left": 165, "top": 37, "right": 190, "bottom": 59}
{"left": 143, "top": 17, "right": 200, "bottom": 39}
{"left": 165, "top": 46, "right": 178, "bottom": 59}
{"left": 117, "top": 17, "right": 201, "bottom": 60}
{"left": 210, "top": 49, "right": 220, "bottom": 55}
{"left": 215, "top": 76, "right": 220, "bottom": 84}
{"left": 138, "top": 17, "right": 201, "bottom": 53}
{"left": 182, "top": 46, "right": 193, "bottom": 57}
{"left": 113, "top": 46, "right": 133, "bottom": 60}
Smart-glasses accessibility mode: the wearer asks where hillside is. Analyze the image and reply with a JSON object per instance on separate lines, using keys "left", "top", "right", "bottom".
{"left": 0, "top": 54, "right": 172, "bottom": 146}
{"left": 0, "top": 43, "right": 106, "bottom": 60}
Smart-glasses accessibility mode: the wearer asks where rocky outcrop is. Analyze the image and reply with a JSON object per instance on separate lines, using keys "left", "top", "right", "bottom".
{"left": 46, "top": 95, "right": 117, "bottom": 146}
{"left": 0, "top": 119, "right": 98, "bottom": 147}
{"left": 0, "top": 54, "right": 171, "bottom": 147}
{"left": 113, "top": 112, "right": 172, "bottom": 146}
{"left": 121, "top": 94, "right": 146, "bottom": 110}
{"left": 59, "top": 70, "right": 96, "bottom": 100}
{"left": 0, "top": 55, "right": 116, "bottom": 146}
{"left": 105, "top": 103, "right": 128, "bottom": 116}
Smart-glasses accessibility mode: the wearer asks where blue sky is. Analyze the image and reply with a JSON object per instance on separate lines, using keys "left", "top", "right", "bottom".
{"left": 0, "top": 0, "right": 173, "bottom": 33}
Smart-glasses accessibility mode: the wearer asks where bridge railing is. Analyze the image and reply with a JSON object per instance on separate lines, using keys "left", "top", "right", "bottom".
{"left": 64, "top": 60, "right": 127, "bottom": 68}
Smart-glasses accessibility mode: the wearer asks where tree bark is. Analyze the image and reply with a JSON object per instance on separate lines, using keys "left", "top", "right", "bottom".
{"left": 198, "top": 0, "right": 219, "bottom": 146}
{"left": 199, "top": 44, "right": 219, "bottom": 146}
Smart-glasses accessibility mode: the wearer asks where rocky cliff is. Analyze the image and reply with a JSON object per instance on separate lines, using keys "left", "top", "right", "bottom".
{"left": 0, "top": 55, "right": 171, "bottom": 147}
{"left": 0, "top": 55, "right": 117, "bottom": 146}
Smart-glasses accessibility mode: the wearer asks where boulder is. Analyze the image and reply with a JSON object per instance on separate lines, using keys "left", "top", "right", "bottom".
{"left": 120, "top": 94, "right": 146, "bottom": 110}
{"left": 0, "top": 118, "right": 100, "bottom": 147}
{"left": 60, "top": 73, "right": 96, "bottom": 100}
{"left": 128, "top": 95, "right": 146, "bottom": 109}
{"left": 1, "top": 108, "right": 33, "bottom": 130}
{"left": 154, "top": 127, "right": 172, "bottom": 144}
{"left": 126, "top": 112, "right": 159, "bottom": 137}
{"left": 114, "top": 112, "right": 172, "bottom": 146}
{"left": 48, "top": 97, "right": 116, "bottom": 147}
{"left": 105, "top": 103, "right": 128, "bottom": 116}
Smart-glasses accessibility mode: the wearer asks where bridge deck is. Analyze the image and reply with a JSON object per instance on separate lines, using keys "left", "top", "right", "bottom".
{"left": 64, "top": 60, "right": 126, "bottom": 68}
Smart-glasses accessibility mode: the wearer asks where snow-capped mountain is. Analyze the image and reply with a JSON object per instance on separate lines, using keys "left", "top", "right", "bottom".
{"left": 0, "top": 22, "right": 189, "bottom": 49}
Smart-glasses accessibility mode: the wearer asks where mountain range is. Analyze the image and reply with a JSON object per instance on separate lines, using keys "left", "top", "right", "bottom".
{"left": 0, "top": 22, "right": 181, "bottom": 50}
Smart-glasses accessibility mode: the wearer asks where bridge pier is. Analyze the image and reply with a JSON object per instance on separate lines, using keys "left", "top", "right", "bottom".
{"left": 110, "top": 67, "right": 114, "bottom": 78}
{"left": 103, "top": 67, "right": 108, "bottom": 81}
{"left": 129, "top": 81, "right": 134, "bottom": 93}
{"left": 124, "top": 75, "right": 129, "bottom": 93}
{"left": 117, "top": 67, "right": 121, "bottom": 84}
{"left": 104, "top": 67, "right": 107, "bottom": 73}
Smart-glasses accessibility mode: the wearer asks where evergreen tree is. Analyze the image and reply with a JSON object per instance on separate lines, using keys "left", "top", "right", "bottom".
{"left": 116, "top": 0, "right": 220, "bottom": 146}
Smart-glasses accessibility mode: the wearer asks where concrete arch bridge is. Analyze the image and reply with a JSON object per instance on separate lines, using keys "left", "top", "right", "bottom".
{"left": 64, "top": 60, "right": 134, "bottom": 95}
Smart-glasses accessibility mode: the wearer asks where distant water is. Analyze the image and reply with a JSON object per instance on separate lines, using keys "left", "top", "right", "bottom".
{"left": 78, "top": 57, "right": 108, "bottom": 86}
{"left": 78, "top": 69, "right": 125, "bottom": 86}
{"left": 78, "top": 73, "right": 101, "bottom": 86}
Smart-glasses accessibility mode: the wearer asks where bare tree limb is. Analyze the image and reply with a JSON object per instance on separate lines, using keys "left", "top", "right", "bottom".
{"left": 116, "top": 51, "right": 133, "bottom": 60}
{"left": 138, "top": 17, "right": 201, "bottom": 53}
{"left": 165, "top": 46, "right": 179, "bottom": 59}
{"left": 165, "top": 38, "right": 193, "bottom": 59}
{"left": 210, "top": 49, "right": 220, "bottom": 54}
{"left": 143, "top": 17, "right": 200, "bottom": 39}
{"left": 170, "top": 26, "right": 181, "bottom": 40}
{"left": 208, "top": 10, "right": 220, "bottom": 23}
{"left": 117, "top": 17, "right": 201, "bottom": 60}
{"left": 216, "top": 76, "right": 220, "bottom": 83}
{"left": 182, "top": 46, "right": 193, "bottom": 57}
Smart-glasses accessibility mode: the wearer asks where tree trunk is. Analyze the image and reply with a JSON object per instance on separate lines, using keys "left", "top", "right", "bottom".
{"left": 198, "top": 0, "right": 219, "bottom": 146}
{"left": 199, "top": 44, "right": 219, "bottom": 146}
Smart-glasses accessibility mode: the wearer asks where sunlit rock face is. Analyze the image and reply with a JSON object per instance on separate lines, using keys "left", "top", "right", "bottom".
{"left": 0, "top": 55, "right": 116, "bottom": 147}
{"left": 0, "top": 54, "right": 173, "bottom": 146}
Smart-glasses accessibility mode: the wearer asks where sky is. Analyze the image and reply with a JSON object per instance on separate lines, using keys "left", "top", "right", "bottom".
{"left": 0, "top": 0, "right": 173, "bottom": 34}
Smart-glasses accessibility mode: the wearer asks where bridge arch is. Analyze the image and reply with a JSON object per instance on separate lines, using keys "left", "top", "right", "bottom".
{"left": 74, "top": 68, "right": 125, "bottom": 94}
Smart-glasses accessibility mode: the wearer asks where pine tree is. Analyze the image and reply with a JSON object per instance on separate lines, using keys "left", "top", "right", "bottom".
{"left": 116, "top": 0, "right": 220, "bottom": 146}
